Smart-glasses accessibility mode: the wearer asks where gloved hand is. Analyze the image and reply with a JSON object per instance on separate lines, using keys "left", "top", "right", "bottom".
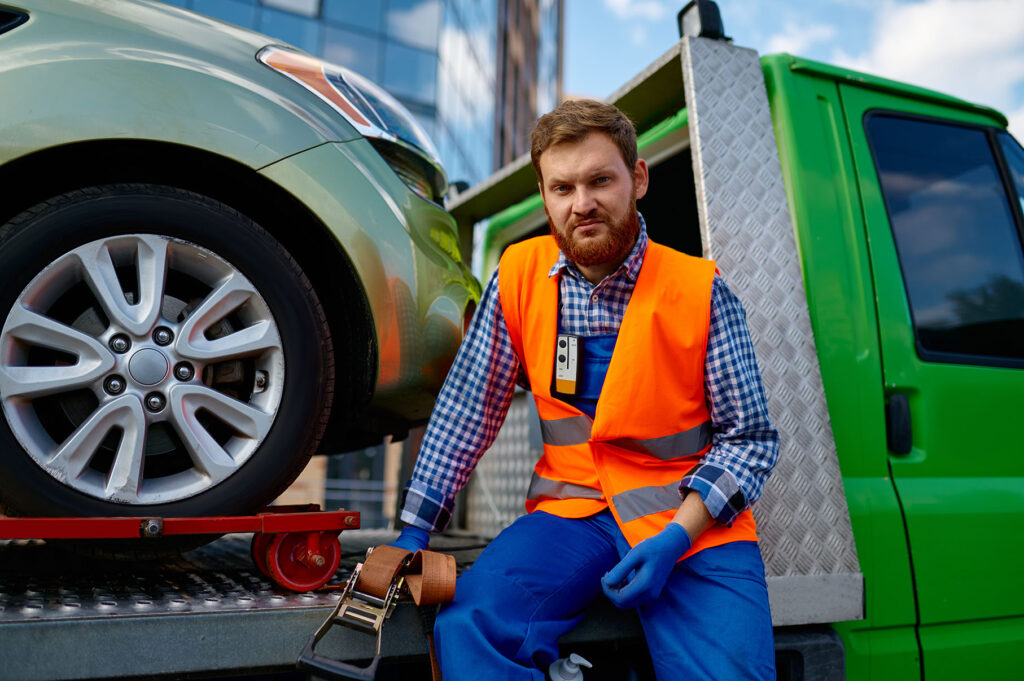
{"left": 388, "top": 525, "right": 431, "bottom": 553}
{"left": 601, "top": 522, "right": 691, "bottom": 609}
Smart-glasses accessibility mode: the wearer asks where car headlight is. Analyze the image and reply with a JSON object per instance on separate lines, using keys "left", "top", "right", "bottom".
{"left": 258, "top": 45, "right": 448, "bottom": 203}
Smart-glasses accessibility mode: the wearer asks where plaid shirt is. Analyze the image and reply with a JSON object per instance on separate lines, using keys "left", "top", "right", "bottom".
{"left": 401, "top": 215, "right": 779, "bottom": 532}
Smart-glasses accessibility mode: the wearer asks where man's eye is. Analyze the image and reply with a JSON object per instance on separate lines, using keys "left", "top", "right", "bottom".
{"left": 594, "top": 177, "right": 610, "bottom": 185}
{"left": 554, "top": 185, "right": 570, "bottom": 193}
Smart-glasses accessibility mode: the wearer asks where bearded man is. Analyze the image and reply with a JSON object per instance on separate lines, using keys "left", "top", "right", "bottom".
{"left": 390, "top": 99, "right": 780, "bottom": 680}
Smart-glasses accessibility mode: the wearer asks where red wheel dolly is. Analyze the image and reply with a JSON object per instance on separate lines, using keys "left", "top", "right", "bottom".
{"left": 0, "top": 504, "right": 359, "bottom": 592}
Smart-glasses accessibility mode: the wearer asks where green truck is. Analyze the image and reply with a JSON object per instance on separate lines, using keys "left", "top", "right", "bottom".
{"left": 444, "top": 22, "right": 1024, "bottom": 681}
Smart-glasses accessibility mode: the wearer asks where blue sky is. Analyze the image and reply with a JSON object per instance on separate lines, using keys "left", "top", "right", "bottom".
{"left": 565, "top": 0, "right": 1024, "bottom": 138}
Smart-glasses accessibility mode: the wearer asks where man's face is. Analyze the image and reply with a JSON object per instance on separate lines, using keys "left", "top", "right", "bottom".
{"left": 538, "top": 131, "right": 649, "bottom": 270}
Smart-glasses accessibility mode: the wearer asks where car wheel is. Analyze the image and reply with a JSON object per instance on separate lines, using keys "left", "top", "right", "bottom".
{"left": 0, "top": 184, "right": 333, "bottom": 519}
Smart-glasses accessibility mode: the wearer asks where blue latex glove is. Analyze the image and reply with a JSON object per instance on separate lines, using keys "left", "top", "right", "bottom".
{"left": 601, "top": 522, "right": 692, "bottom": 609}
{"left": 389, "top": 525, "right": 430, "bottom": 553}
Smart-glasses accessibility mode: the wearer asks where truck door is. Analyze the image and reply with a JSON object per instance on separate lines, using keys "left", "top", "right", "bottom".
{"left": 838, "top": 85, "right": 1024, "bottom": 678}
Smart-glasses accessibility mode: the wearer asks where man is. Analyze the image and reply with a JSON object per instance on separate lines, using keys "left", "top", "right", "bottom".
{"left": 392, "top": 99, "right": 779, "bottom": 680}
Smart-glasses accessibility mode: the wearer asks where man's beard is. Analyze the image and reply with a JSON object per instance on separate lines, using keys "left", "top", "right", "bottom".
{"left": 549, "top": 198, "right": 640, "bottom": 268}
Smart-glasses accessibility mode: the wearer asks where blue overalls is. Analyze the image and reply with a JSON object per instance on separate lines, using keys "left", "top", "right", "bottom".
{"left": 434, "top": 335, "right": 775, "bottom": 680}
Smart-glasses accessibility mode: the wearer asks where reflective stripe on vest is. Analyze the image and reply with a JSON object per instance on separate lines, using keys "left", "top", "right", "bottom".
{"left": 611, "top": 481, "right": 685, "bottom": 523}
{"left": 527, "top": 473, "right": 604, "bottom": 502}
{"left": 607, "top": 420, "right": 713, "bottom": 459}
{"left": 538, "top": 414, "right": 592, "bottom": 446}
{"left": 539, "top": 417, "right": 712, "bottom": 459}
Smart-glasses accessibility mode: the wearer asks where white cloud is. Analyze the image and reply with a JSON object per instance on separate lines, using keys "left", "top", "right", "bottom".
{"left": 1007, "top": 105, "right": 1024, "bottom": 140}
{"left": 604, "top": 0, "right": 669, "bottom": 21}
{"left": 764, "top": 21, "right": 837, "bottom": 55}
{"left": 830, "top": 0, "right": 1024, "bottom": 121}
{"left": 629, "top": 25, "right": 649, "bottom": 46}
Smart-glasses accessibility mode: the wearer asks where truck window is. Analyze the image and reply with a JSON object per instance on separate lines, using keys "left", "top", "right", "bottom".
{"left": 999, "top": 132, "right": 1024, "bottom": 217}
{"left": 865, "top": 115, "right": 1024, "bottom": 362}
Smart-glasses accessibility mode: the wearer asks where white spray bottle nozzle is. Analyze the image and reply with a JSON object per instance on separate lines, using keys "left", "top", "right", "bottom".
{"left": 548, "top": 653, "right": 593, "bottom": 680}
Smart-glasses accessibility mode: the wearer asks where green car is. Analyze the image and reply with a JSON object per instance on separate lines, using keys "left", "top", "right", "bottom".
{"left": 0, "top": 1, "right": 477, "bottom": 519}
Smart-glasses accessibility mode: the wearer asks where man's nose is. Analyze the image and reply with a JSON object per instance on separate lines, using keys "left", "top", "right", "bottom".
{"left": 573, "top": 187, "right": 597, "bottom": 214}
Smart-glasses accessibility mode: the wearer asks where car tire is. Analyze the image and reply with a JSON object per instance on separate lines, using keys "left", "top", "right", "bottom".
{"left": 0, "top": 184, "right": 334, "bottom": 520}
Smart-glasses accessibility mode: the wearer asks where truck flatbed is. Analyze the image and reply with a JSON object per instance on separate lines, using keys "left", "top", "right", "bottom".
{"left": 0, "top": 531, "right": 647, "bottom": 680}
{"left": 0, "top": 531, "right": 447, "bottom": 680}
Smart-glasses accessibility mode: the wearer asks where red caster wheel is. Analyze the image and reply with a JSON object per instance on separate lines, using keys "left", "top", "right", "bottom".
{"left": 250, "top": 532, "right": 274, "bottom": 577}
{"left": 265, "top": 531, "right": 342, "bottom": 592}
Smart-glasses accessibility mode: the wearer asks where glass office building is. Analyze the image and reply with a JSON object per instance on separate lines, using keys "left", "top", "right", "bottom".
{"left": 161, "top": 0, "right": 562, "bottom": 187}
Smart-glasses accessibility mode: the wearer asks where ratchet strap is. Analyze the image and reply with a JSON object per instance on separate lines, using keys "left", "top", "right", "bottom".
{"left": 298, "top": 545, "right": 456, "bottom": 681}
{"left": 357, "top": 544, "right": 456, "bottom": 607}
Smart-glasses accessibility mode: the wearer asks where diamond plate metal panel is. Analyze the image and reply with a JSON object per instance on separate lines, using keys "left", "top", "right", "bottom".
{"left": 465, "top": 392, "right": 540, "bottom": 538}
{"left": 682, "top": 37, "right": 861, "bottom": 586}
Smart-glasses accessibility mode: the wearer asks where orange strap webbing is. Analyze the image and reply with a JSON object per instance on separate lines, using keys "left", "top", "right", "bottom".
{"left": 299, "top": 544, "right": 456, "bottom": 681}
{"left": 356, "top": 545, "right": 455, "bottom": 681}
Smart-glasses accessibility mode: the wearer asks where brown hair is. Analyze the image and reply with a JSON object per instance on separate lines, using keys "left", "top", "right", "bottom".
{"left": 530, "top": 99, "right": 638, "bottom": 183}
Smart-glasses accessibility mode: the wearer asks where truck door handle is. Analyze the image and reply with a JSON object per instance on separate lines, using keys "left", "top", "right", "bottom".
{"left": 886, "top": 394, "right": 912, "bottom": 455}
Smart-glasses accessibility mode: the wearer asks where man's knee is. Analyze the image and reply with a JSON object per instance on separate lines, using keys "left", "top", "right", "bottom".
{"left": 436, "top": 568, "right": 536, "bottom": 644}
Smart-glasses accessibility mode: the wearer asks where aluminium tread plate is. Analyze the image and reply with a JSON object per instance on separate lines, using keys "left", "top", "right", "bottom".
{"left": 0, "top": 531, "right": 642, "bottom": 680}
{"left": 683, "top": 36, "right": 862, "bottom": 624}
{"left": 0, "top": 532, "right": 444, "bottom": 680}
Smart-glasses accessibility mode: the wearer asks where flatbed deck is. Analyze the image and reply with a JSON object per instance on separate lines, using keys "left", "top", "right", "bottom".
{"left": 0, "top": 530, "right": 644, "bottom": 680}
{"left": 0, "top": 531, "right": 456, "bottom": 680}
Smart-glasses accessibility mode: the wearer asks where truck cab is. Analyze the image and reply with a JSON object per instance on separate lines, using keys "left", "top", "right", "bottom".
{"left": 766, "top": 54, "right": 1024, "bottom": 681}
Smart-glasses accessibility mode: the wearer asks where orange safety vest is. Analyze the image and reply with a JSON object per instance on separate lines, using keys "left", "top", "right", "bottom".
{"left": 498, "top": 236, "right": 758, "bottom": 557}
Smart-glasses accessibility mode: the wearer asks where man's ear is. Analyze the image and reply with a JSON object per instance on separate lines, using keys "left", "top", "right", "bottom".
{"left": 634, "top": 159, "right": 650, "bottom": 200}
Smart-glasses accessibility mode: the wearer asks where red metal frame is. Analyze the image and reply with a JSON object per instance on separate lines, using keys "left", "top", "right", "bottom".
{"left": 0, "top": 504, "right": 360, "bottom": 539}
{"left": 0, "top": 505, "right": 360, "bottom": 592}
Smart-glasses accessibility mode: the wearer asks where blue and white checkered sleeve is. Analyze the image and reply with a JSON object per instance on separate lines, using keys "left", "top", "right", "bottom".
{"left": 400, "top": 267, "right": 522, "bottom": 532}
{"left": 680, "top": 275, "right": 780, "bottom": 525}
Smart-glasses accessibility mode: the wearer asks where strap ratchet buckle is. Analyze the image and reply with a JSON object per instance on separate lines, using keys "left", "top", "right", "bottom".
{"left": 334, "top": 561, "right": 406, "bottom": 653}
{"left": 297, "top": 553, "right": 407, "bottom": 681}
{"left": 297, "top": 544, "right": 455, "bottom": 681}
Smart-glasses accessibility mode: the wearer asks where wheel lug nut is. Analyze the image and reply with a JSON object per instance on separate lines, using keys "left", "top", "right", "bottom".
{"left": 109, "top": 334, "right": 131, "bottom": 354}
{"left": 174, "top": 363, "right": 194, "bottom": 381}
{"left": 104, "top": 376, "right": 126, "bottom": 395}
{"left": 153, "top": 327, "right": 173, "bottom": 346}
{"left": 145, "top": 393, "right": 166, "bottom": 413}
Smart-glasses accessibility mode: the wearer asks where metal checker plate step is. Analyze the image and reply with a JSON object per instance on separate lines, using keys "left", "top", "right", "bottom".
{"left": 0, "top": 531, "right": 483, "bottom": 624}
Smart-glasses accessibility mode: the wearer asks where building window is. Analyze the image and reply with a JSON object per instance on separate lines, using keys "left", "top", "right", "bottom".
{"left": 386, "top": 0, "right": 441, "bottom": 51}
{"left": 383, "top": 41, "right": 438, "bottom": 105}
{"left": 262, "top": 0, "right": 320, "bottom": 17}
{"left": 322, "top": 0, "right": 383, "bottom": 33}
{"left": 192, "top": 0, "right": 258, "bottom": 26}
{"left": 259, "top": 7, "right": 323, "bottom": 53}
{"left": 323, "top": 25, "right": 382, "bottom": 80}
